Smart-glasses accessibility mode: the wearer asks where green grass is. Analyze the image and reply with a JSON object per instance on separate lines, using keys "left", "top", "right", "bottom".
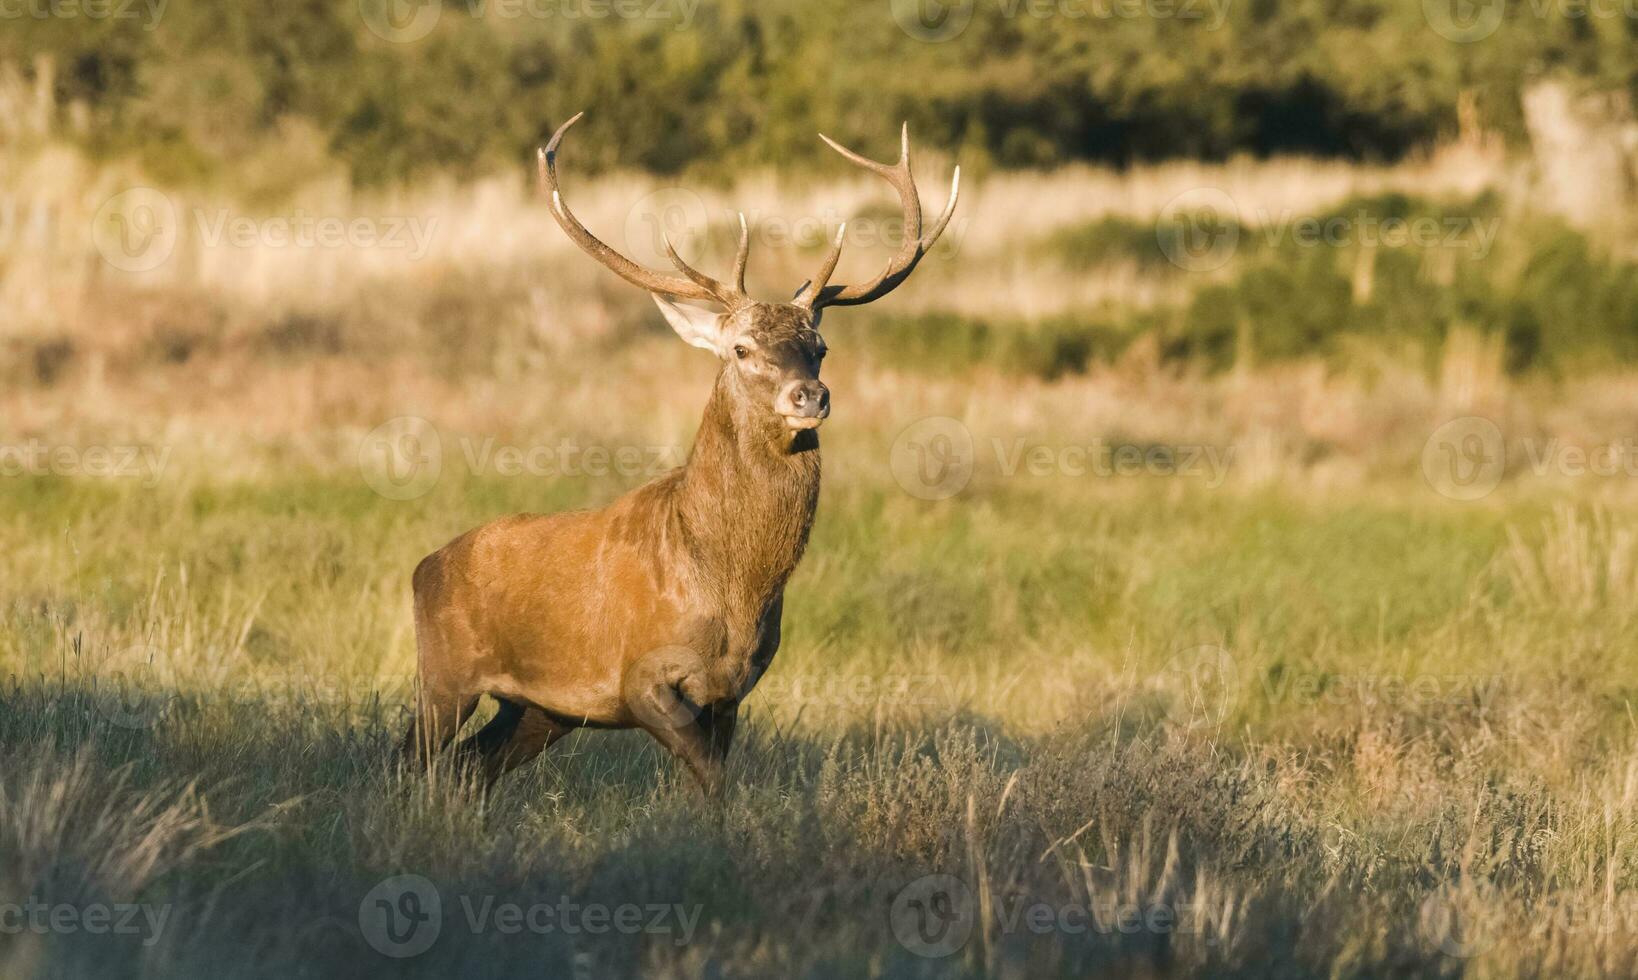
{"left": 3, "top": 459, "right": 1636, "bottom": 977}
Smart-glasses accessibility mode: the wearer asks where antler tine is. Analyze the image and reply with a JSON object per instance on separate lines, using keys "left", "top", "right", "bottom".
{"left": 793, "top": 223, "right": 848, "bottom": 309}
{"left": 730, "top": 212, "right": 750, "bottom": 296}
{"left": 661, "top": 231, "right": 739, "bottom": 305}
{"left": 804, "top": 123, "right": 959, "bottom": 309}
{"left": 538, "top": 112, "right": 748, "bottom": 307}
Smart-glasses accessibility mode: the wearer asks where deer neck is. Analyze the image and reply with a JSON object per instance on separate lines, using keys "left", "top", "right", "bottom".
{"left": 674, "top": 373, "right": 822, "bottom": 615}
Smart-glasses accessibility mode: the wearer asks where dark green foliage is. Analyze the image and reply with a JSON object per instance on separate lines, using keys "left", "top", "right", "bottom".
{"left": 1033, "top": 193, "right": 1638, "bottom": 376}
{"left": 8, "top": 0, "right": 1638, "bottom": 185}
{"left": 843, "top": 312, "right": 1136, "bottom": 380}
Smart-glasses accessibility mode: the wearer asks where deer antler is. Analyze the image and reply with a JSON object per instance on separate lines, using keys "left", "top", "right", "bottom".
{"left": 538, "top": 112, "right": 751, "bottom": 309}
{"left": 794, "top": 123, "right": 960, "bottom": 309}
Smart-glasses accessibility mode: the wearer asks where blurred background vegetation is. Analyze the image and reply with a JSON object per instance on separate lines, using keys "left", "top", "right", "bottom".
{"left": 15, "top": 8, "right": 1638, "bottom": 978}
{"left": 6, "top": 0, "right": 1638, "bottom": 187}
{"left": 8, "top": 0, "right": 1638, "bottom": 380}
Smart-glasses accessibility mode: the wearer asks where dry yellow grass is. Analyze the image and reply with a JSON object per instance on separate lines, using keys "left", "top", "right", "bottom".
{"left": 13, "top": 63, "right": 1638, "bottom": 980}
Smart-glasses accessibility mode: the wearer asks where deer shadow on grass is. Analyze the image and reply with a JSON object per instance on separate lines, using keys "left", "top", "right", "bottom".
{"left": 0, "top": 679, "right": 1475, "bottom": 980}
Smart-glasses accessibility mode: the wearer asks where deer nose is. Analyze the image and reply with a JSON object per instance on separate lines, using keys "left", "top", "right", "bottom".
{"left": 779, "top": 380, "right": 830, "bottom": 420}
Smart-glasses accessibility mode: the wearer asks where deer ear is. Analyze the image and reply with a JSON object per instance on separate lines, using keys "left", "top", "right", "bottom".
{"left": 653, "top": 296, "right": 724, "bottom": 355}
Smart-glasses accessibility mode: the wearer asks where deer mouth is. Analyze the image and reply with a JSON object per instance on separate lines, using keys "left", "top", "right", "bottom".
{"left": 783, "top": 415, "right": 825, "bottom": 431}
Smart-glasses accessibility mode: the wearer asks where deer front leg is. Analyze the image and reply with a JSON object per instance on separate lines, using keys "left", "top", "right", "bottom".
{"left": 626, "top": 667, "right": 736, "bottom": 796}
{"left": 703, "top": 700, "right": 738, "bottom": 762}
{"left": 643, "top": 714, "right": 727, "bottom": 797}
{"left": 623, "top": 632, "right": 740, "bottom": 794}
{"left": 647, "top": 699, "right": 740, "bottom": 795}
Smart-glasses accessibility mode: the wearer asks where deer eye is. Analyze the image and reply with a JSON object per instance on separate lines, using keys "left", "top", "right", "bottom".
{"left": 733, "top": 345, "right": 749, "bottom": 360}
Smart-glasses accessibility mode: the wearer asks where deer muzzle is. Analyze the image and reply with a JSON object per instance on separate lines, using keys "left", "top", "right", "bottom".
{"left": 777, "top": 380, "right": 830, "bottom": 430}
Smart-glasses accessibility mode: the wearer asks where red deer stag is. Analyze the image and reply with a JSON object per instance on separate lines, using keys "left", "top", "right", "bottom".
{"left": 401, "top": 112, "right": 959, "bottom": 793}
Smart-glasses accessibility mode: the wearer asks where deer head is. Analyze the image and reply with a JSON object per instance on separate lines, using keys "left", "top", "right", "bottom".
{"left": 537, "top": 113, "right": 959, "bottom": 437}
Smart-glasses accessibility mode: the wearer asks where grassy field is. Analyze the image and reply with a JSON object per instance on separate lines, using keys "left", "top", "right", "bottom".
{"left": 7, "top": 335, "right": 1638, "bottom": 977}
{"left": 10, "top": 105, "right": 1638, "bottom": 976}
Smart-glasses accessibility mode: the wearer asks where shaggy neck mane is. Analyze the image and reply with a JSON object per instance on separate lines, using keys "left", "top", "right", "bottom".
{"left": 672, "top": 371, "right": 822, "bottom": 618}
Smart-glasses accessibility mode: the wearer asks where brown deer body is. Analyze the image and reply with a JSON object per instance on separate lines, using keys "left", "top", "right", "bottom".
{"left": 401, "top": 113, "right": 957, "bottom": 792}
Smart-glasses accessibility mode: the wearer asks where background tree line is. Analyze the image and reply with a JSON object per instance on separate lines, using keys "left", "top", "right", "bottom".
{"left": 6, "top": 0, "right": 1637, "bottom": 189}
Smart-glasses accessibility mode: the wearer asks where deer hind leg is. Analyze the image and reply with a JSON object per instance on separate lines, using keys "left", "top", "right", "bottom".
{"left": 485, "top": 706, "right": 571, "bottom": 782}
{"left": 399, "top": 687, "right": 478, "bottom": 768}
{"left": 454, "top": 700, "right": 570, "bottom": 785}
